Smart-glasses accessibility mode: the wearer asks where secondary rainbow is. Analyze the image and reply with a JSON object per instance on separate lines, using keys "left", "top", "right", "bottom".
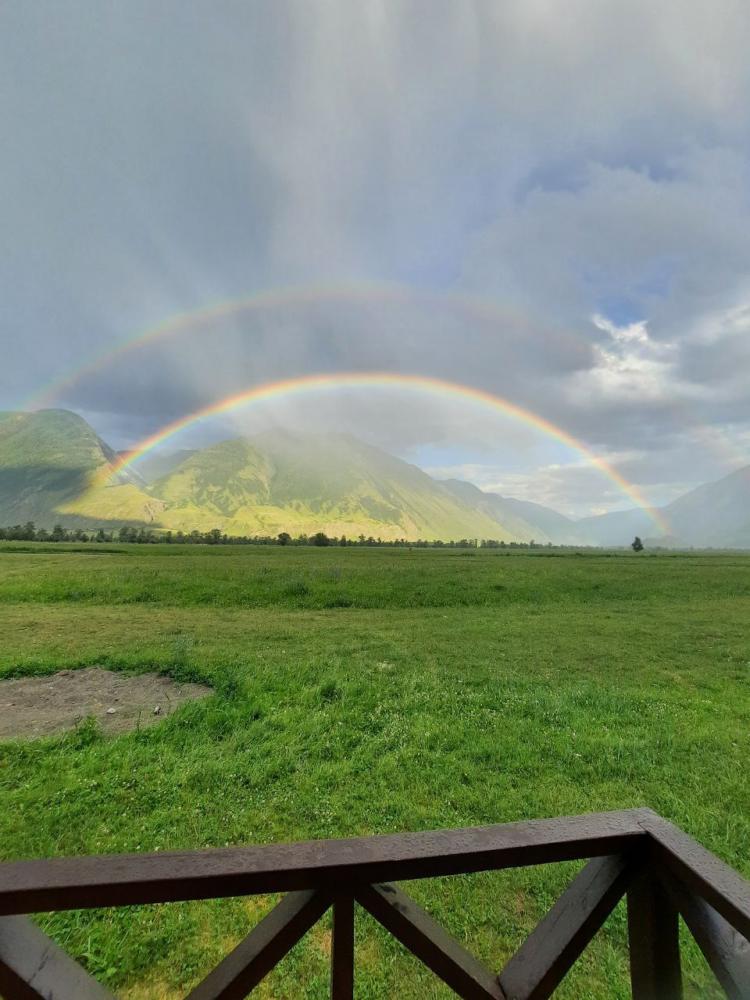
{"left": 23, "top": 282, "right": 579, "bottom": 410}
{"left": 102, "top": 372, "right": 670, "bottom": 533}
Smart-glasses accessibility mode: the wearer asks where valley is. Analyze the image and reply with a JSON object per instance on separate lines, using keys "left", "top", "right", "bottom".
{"left": 2, "top": 409, "right": 748, "bottom": 548}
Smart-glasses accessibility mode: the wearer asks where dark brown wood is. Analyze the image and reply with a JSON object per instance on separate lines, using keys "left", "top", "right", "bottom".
{"left": 640, "top": 812, "right": 750, "bottom": 942}
{"left": 356, "top": 882, "right": 504, "bottom": 999}
{"left": 0, "top": 809, "right": 651, "bottom": 915}
{"left": 0, "top": 810, "right": 747, "bottom": 999}
{"left": 659, "top": 868, "right": 750, "bottom": 1000}
{"left": 0, "top": 914, "right": 115, "bottom": 1000}
{"left": 185, "top": 890, "right": 331, "bottom": 1000}
{"left": 331, "top": 895, "right": 355, "bottom": 999}
{"left": 498, "top": 853, "right": 637, "bottom": 1000}
{"left": 627, "top": 868, "right": 682, "bottom": 1000}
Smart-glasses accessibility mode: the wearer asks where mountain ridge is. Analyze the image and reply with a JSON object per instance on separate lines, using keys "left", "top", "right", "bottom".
{"left": 0, "top": 409, "right": 747, "bottom": 547}
{"left": 147, "top": 431, "right": 520, "bottom": 541}
{"left": 576, "top": 464, "right": 750, "bottom": 547}
{"left": 0, "top": 409, "right": 161, "bottom": 528}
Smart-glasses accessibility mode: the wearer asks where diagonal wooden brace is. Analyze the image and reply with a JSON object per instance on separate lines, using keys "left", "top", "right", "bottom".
{"left": 0, "top": 914, "right": 116, "bottom": 1000}
{"left": 185, "top": 889, "right": 331, "bottom": 999}
{"left": 658, "top": 867, "right": 750, "bottom": 1000}
{"left": 356, "top": 881, "right": 504, "bottom": 999}
{"left": 499, "top": 853, "right": 637, "bottom": 1000}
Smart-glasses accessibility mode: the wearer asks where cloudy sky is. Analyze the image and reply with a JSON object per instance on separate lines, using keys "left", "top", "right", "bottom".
{"left": 2, "top": 1, "right": 749, "bottom": 516}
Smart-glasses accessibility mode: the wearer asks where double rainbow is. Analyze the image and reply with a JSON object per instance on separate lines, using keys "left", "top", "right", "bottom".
{"left": 22, "top": 282, "right": 747, "bottom": 489}
{"left": 20, "top": 282, "right": 671, "bottom": 530}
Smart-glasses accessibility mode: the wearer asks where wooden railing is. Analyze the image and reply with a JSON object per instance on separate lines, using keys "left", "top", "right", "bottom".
{"left": 0, "top": 808, "right": 748, "bottom": 998}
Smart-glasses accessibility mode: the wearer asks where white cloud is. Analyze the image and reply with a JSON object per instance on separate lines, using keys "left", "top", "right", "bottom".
{"left": 562, "top": 314, "right": 699, "bottom": 406}
{"left": 591, "top": 314, "right": 650, "bottom": 345}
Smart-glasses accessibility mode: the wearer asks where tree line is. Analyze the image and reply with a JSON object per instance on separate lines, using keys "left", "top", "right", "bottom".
{"left": 0, "top": 521, "right": 561, "bottom": 549}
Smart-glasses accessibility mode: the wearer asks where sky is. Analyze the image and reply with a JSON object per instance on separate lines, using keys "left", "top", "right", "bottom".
{"left": 2, "top": 1, "right": 749, "bottom": 517}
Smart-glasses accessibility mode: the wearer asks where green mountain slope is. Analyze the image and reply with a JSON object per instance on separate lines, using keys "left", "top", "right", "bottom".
{"left": 150, "top": 431, "right": 520, "bottom": 541}
{"left": 0, "top": 410, "right": 162, "bottom": 528}
{"left": 0, "top": 411, "right": 569, "bottom": 539}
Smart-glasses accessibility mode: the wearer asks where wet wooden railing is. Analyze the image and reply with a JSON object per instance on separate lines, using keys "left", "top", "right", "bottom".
{"left": 0, "top": 807, "right": 748, "bottom": 998}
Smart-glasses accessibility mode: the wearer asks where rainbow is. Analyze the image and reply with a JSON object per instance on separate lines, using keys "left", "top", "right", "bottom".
{"left": 102, "top": 372, "right": 670, "bottom": 532}
{"left": 23, "top": 282, "right": 580, "bottom": 410}
{"left": 22, "top": 281, "right": 745, "bottom": 476}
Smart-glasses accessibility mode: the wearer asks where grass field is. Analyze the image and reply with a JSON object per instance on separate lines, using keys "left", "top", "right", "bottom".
{"left": 1, "top": 543, "right": 749, "bottom": 997}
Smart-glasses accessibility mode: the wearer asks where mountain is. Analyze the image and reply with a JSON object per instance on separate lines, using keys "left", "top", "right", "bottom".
{"left": 440, "top": 479, "right": 588, "bottom": 545}
{"left": 2, "top": 409, "right": 746, "bottom": 547}
{"left": 0, "top": 411, "right": 586, "bottom": 541}
{"left": 0, "top": 409, "right": 163, "bottom": 528}
{"left": 499, "top": 496, "right": 591, "bottom": 545}
{"left": 576, "top": 507, "right": 655, "bottom": 547}
{"left": 661, "top": 465, "right": 750, "bottom": 547}
{"left": 148, "top": 431, "right": 521, "bottom": 541}
{"left": 578, "top": 465, "right": 750, "bottom": 548}
{"left": 135, "top": 449, "right": 198, "bottom": 483}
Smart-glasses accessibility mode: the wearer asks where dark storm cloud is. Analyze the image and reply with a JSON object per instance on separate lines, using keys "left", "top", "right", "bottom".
{"left": 2, "top": 1, "right": 749, "bottom": 511}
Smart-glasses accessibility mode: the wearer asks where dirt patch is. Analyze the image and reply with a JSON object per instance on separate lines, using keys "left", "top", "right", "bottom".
{"left": 0, "top": 667, "right": 212, "bottom": 741}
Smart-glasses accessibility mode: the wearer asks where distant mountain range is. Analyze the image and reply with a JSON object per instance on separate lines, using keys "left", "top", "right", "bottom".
{"left": 0, "top": 408, "right": 748, "bottom": 547}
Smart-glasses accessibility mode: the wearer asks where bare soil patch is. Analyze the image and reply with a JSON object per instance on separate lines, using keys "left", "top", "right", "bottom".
{"left": 0, "top": 667, "right": 212, "bottom": 741}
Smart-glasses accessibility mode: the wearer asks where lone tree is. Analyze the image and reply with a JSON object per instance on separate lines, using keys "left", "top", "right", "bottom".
{"left": 631, "top": 536, "right": 644, "bottom": 552}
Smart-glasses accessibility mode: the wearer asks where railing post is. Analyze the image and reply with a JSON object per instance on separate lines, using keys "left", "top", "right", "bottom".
{"left": 331, "top": 894, "right": 354, "bottom": 999}
{"left": 627, "top": 867, "right": 682, "bottom": 999}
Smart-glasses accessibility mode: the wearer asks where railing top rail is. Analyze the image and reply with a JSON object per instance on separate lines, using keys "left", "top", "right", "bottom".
{"left": 0, "top": 808, "right": 653, "bottom": 915}
{"left": 640, "top": 813, "right": 750, "bottom": 941}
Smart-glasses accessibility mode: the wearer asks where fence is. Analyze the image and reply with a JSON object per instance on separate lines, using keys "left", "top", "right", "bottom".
{"left": 0, "top": 807, "right": 748, "bottom": 998}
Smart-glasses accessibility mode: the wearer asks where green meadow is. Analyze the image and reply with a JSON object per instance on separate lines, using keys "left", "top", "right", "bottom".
{"left": 1, "top": 543, "right": 749, "bottom": 998}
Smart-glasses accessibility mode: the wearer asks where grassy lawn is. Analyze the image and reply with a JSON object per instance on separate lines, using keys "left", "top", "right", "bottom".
{"left": 1, "top": 544, "right": 748, "bottom": 997}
